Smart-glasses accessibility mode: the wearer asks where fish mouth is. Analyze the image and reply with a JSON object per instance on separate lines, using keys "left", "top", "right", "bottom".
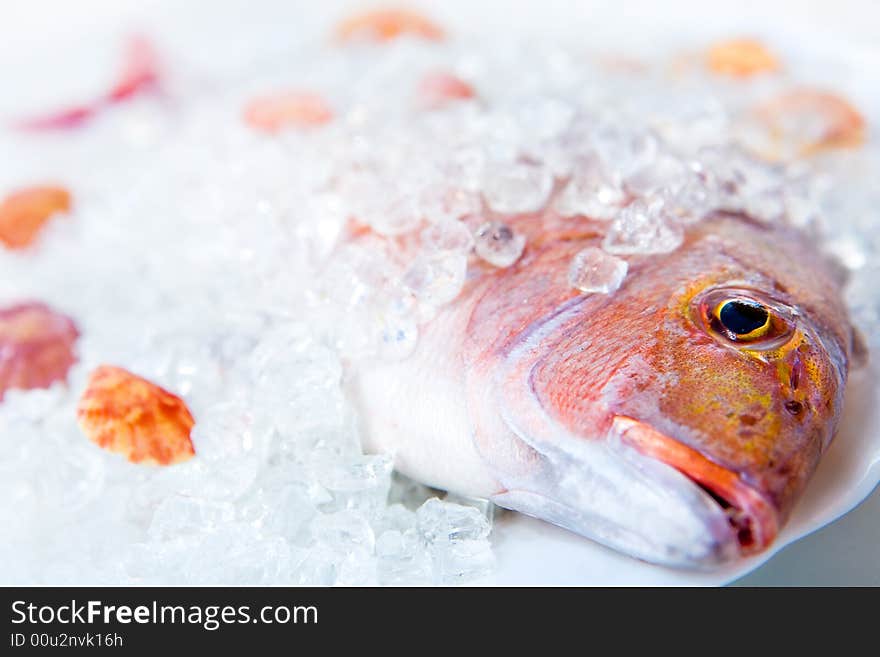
{"left": 612, "top": 415, "right": 779, "bottom": 555}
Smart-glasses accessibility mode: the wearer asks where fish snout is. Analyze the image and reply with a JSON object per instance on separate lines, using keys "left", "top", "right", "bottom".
{"left": 611, "top": 415, "right": 779, "bottom": 555}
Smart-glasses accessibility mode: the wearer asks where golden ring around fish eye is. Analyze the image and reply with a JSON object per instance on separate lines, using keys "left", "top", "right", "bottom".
{"left": 711, "top": 298, "right": 772, "bottom": 342}
{"left": 694, "top": 286, "right": 796, "bottom": 351}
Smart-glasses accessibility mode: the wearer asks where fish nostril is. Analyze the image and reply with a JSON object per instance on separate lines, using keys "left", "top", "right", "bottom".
{"left": 739, "top": 413, "right": 759, "bottom": 426}
{"left": 784, "top": 400, "right": 804, "bottom": 415}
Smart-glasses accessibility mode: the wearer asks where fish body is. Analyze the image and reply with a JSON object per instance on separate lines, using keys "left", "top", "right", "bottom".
{"left": 348, "top": 211, "right": 854, "bottom": 567}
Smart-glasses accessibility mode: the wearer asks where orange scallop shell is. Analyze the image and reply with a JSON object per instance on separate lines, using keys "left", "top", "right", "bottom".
{"left": 754, "top": 88, "right": 866, "bottom": 156}
{"left": 243, "top": 91, "right": 334, "bottom": 133}
{"left": 335, "top": 8, "right": 445, "bottom": 43}
{"left": 707, "top": 39, "right": 779, "bottom": 78}
{"left": 77, "top": 365, "right": 196, "bottom": 466}
{"left": 0, "top": 185, "right": 71, "bottom": 249}
{"left": 0, "top": 301, "right": 79, "bottom": 400}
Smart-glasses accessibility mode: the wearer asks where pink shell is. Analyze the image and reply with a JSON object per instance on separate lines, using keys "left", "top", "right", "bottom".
{"left": 0, "top": 301, "right": 79, "bottom": 400}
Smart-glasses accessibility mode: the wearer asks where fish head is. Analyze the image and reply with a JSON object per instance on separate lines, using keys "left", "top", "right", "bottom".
{"left": 491, "top": 217, "right": 855, "bottom": 567}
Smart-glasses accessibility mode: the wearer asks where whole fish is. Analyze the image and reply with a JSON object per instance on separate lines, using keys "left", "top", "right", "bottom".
{"left": 348, "top": 211, "right": 858, "bottom": 568}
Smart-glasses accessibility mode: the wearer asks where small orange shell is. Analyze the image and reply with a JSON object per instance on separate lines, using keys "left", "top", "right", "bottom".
{"left": 77, "top": 365, "right": 196, "bottom": 466}
{"left": 0, "top": 185, "right": 71, "bottom": 249}
{"left": 335, "top": 8, "right": 445, "bottom": 43}
{"left": 418, "top": 71, "right": 475, "bottom": 108}
{"left": 0, "top": 302, "right": 79, "bottom": 400}
{"left": 243, "top": 91, "right": 334, "bottom": 133}
{"left": 707, "top": 39, "right": 779, "bottom": 78}
{"left": 754, "top": 88, "right": 866, "bottom": 156}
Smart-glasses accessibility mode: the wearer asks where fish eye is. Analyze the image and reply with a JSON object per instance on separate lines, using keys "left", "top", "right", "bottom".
{"left": 713, "top": 298, "right": 770, "bottom": 340}
{"left": 695, "top": 287, "right": 795, "bottom": 350}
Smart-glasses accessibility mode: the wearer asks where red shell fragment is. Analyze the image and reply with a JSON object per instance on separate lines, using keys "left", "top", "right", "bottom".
{"left": 335, "top": 8, "right": 445, "bottom": 43}
{"left": 107, "top": 35, "right": 159, "bottom": 103}
{"left": 755, "top": 88, "right": 866, "bottom": 156}
{"left": 0, "top": 302, "right": 79, "bottom": 401}
{"left": 707, "top": 39, "right": 779, "bottom": 77}
{"left": 418, "top": 72, "right": 475, "bottom": 109}
{"left": 0, "top": 186, "right": 72, "bottom": 250}
{"left": 77, "top": 366, "right": 196, "bottom": 466}
{"left": 15, "top": 35, "right": 159, "bottom": 132}
{"left": 243, "top": 91, "right": 334, "bottom": 133}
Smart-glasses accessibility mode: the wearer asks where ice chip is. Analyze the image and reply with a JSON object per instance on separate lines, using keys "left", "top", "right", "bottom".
{"left": 378, "top": 308, "right": 419, "bottom": 361}
{"left": 603, "top": 198, "right": 684, "bottom": 255}
{"left": 420, "top": 185, "right": 480, "bottom": 224}
{"left": 591, "top": 123, "right": 658, "bottom": 180}
{"left": 376, "top": 529, "right": 432, "bottom": 585}
{"left": 482, "top": 161, "right": 553, "bottom": 214}
{"left": 429, "top": 537, "right": 495, "bottom": 584}
{"left": 416, "top": 498, "right": 491, "bottom": 544}
{"left": 336, "top": 549, "right": 379, "bottom": 586}
{"left": 236, "top": 483, "right": 316, "bottom": 542}
{"left": 626, "top": 152, "right": 688, "bottom": 197}
{"left": 403, "top": 250, "right": 468, "bottom": 307}
{"left": 568, "top": 247, "right": 629, "bottom": 295}
{"left": 555, "top": 161, "right": 625, "bottom": 220}
{"left": 421, "top": 219, "right": 475, "bottom": 254}
{"left": 184, "top": 526, "right": 292, "bottom": 585}
{"left": 318, "top": 454, "right": 393, "bottom": 515}
{"left": 148, "top": 495, "right": 236, "bottom": 542}
{"left": 474, "top": 221, "right": 526, "bottom": 268}
{"left": 311, "top": 510, "right": 376, "bottom": 554}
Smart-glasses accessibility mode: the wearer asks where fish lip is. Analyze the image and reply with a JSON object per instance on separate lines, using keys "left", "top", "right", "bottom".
{"left": 612, "top": 415, "right": 779, "bottom": 555}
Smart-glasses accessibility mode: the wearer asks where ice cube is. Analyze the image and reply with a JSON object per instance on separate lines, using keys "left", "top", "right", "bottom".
{"left": 402, "top": 250, "right": 468, "bottom": 307}
{"left": 310, "top": 510, "right": 376, "bottom": 554}
{"left": 603, "top": 198, "right": 684, "bottom": 255}
{"left": 474, "top": 221, "right": 526, "bottom": 268}
{"left": 661, "top": 178, "right": 715, "bottom": 225}
{"left": 185, "top": 526, "right": 292, "bottom": 585}
{"left": 516, "top": 97, "right": 575, "bottom": 142}
{"left": 388, "top": 471, "right": 438, "bottom": 510}
{"left": 366, "top": 194, "right": 423, "bottom": 236}
{"left": 343, "top": 173, "right": 423, "bottom": 236}
{"left": 626, "top": 152, "right": 688, "bottom": 197}
{"left": 148, "top": 495, "right": 236, "bottom": 542}
{"left": 420, "top": 185, "right": 481, "bottom": 225}
{"left": 696, "top": 146, "right": 785, "bottom": 221}
{"left": 429, "top": 537, "right": 495, "bottom": 585}
{"left": 555, "top": 162, "right": 625, "bottom": 220}
{"left": 591, "top": 123, "right": 658, "bottom": 180}
{"left": 184, "top": 402, "right": 270, "bottom": 499}
{"left": 421, "top": 219, "right": 475, "bottom": 254}
{"left": 318, "top": 454, "right": 393, "bottom": 515}
{"left": 336, "top": 549, "right": 379, "bottom": 586}
{"left": 443, "top": 492, "right": 496, "bottom": 529}
{"left": 377, "top": 311, "right": 419, "bottom": 360}
{"left": 416, "top": 498, "right": 491, "bottom": 544}
{"left": 236, "top": 483, "right": 316, "bottom": 543}
{"left": 448, "top": 145, "right": 487, "bottom": 193}
{"left": 568, "top": 247, "right": 629, "bottom": 294}
{"left": 374, "top": 503, "right": 418, "bottom": 535}
{"left": 376, "top": 529, "right": 432, "bottom": 585}
{"left": 482, "top": 161, "right": 553, "bottom": 214}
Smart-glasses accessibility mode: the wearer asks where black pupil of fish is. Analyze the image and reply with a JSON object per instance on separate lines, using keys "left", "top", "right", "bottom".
{"left": 719, "top": 300, "right": 769, "bottom": 335}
